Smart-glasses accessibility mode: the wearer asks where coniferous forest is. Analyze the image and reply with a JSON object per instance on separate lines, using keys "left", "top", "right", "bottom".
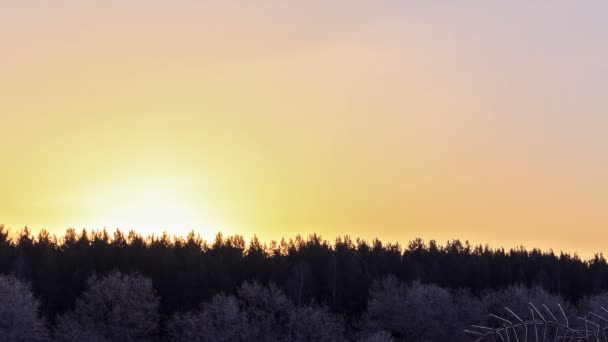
{"left": 2, "top": 225, "right": 608, "bottom": 341}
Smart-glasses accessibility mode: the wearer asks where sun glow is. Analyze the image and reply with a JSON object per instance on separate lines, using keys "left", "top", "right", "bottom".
{"left": 85, "top": 179, "right": 217, "bottom": 240}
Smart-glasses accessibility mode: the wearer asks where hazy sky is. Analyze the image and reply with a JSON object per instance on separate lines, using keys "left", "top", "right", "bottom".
{"left": 1, "top": 1, "right": 607, "bottom": 256}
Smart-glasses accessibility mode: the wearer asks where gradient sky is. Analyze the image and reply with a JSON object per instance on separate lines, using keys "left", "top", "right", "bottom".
{"left": 1, "top": 1, "right": 607, "bottom": 256}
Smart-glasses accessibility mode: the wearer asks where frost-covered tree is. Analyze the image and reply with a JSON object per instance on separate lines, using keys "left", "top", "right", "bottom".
{"left": 467, "top": 286, "right": 586, "bottom": 339}
{"left": 479, "top": 284, "right": 576, "bottom": 324}
{"left": 451, "top": 288, "right": 485, "bottom": 340}
{"left": 167, "top": 293, "right": 243, "bottom": 342}
{"left": 289, "top": 303, "right": 345, "bottom": 342}
{"left": 365, "top": 276, "right": 407, "bottom": 336}
{"left": 54, "top": 272, "right": 159, "bottom": 342}
{"left": 0, "top": 274, "right": 48, "bottom": 341}
{"left": 167, "top": 281, "right": 345, "bottom": 342}
{"left": 236, "top": 281, "right": 293, "bottom": 341}
{"left": 359, "top": 330, "right": 395, "bottom": 342}
{"left": 365, "top": 276, "right": 458, "bottom": 342}
{"left": 578, "top": 291, "right": 608, "bottom": 320}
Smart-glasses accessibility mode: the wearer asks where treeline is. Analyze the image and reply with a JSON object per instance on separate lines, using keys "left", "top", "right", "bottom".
{"left": 3, "top": 271, "right": 607, "bottom": 341}
{"left": 0, "top": 225, "right": 607, "bottom": 325}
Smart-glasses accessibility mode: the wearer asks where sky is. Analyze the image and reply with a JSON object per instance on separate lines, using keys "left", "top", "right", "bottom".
{"left": 1, "top": 1, "right": 607, "bottom": 257}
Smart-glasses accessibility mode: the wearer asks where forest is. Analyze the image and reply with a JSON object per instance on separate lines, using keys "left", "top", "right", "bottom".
{"left": 2, "top": 224, "right": 608, "bottom": 341}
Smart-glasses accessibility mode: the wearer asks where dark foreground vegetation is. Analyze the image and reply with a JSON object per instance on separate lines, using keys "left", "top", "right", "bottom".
{"left": 2, "top": 225, "right": 608, "bottom": 341}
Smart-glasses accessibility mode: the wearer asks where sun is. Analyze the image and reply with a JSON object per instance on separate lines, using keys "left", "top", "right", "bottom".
{"left": 119, "top": 188, "right": 195, "bottom": 232}
{"left": 88, "top": 179, "right": 215, "bottom": 239}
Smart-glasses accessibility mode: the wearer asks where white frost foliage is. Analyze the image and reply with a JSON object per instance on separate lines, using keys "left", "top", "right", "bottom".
{"left": 167, "top": 294, "right": 243, "bottom": 342}
{"left": 237, "top": 281, "right": 293, "bottom": 342}
{"left": 365, "top": 276, "right": 458, "bottom": 342}
{"left": 451, "top": 288, "right": 485, "bottom": 340}
{"left": 480, "top": 285, "right": 575, "bottom": 321}
{"left": 0, "top": 274, "right": 48, "bottom": 341}
{"left": 360, "top": 330, "right": 395, "bottom": 342}
{"left": 365, "top": 276, "right": 407, "bottom": 335}
{"left": 167, "top": 281, "right": 346, "bottom": 342}
{"left": 289, "top": 303, "right": 346, "bottom": 342}
{"left": 54, "top": 272, "right": 159, "bottom": 342}
{"left": 579, "top": 292, "right": 608, "bottom": 317}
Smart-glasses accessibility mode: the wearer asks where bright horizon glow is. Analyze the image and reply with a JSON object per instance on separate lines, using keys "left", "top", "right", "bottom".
{"left": 83, "top": 179, "right": 215, "bottom": 240}
{"left": 1, "top": 1, "right": 607, "bottom": 258}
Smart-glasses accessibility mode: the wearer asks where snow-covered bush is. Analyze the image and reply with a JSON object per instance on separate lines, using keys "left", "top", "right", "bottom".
{"left": 479, "top": 284, "right": 576, "bottom": 325}
{"left": 54, "top": 272, "right": 159, "bottom": 342}
{"left": 0, "top": 274, "right": 48, "bottom": 341}
{"left": 289, "top": 303, "right": 345, "bottom": 342}
{"left": 365, "top": 276, "right": 459, "bottom": 341}
{"left": 167, "top": 293, "right": 243, "bottom": 342}
{"left": 167, "top": 281, "right": 345, "bottom": 342}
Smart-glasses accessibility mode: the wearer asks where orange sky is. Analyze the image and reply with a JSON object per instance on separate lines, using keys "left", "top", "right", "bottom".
{"left": 1, "top": 1, "right": 607, "bottom": 257}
